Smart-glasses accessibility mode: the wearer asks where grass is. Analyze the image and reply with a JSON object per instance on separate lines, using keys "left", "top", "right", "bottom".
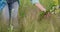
{"left": 0, "top": 0, "right": 60, "bottom": 32}
{"left": 19, "top": 0, "right": 60, "bottom": 32}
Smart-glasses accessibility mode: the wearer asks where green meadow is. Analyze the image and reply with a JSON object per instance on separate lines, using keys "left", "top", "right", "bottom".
{"left": 0, "top": 0, "right": 60, "bottom": 32}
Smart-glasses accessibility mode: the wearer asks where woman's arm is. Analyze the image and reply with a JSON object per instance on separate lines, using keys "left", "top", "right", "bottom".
{"left": 31, "top": 0, "right": 46, "bottom": 12}
{"left": 35, "top": 3, "right": 46, "bottom": 12}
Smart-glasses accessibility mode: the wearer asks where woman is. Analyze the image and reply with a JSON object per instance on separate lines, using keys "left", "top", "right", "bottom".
{"left": 0, "top": 0, "right": 46, "bottom": 32}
